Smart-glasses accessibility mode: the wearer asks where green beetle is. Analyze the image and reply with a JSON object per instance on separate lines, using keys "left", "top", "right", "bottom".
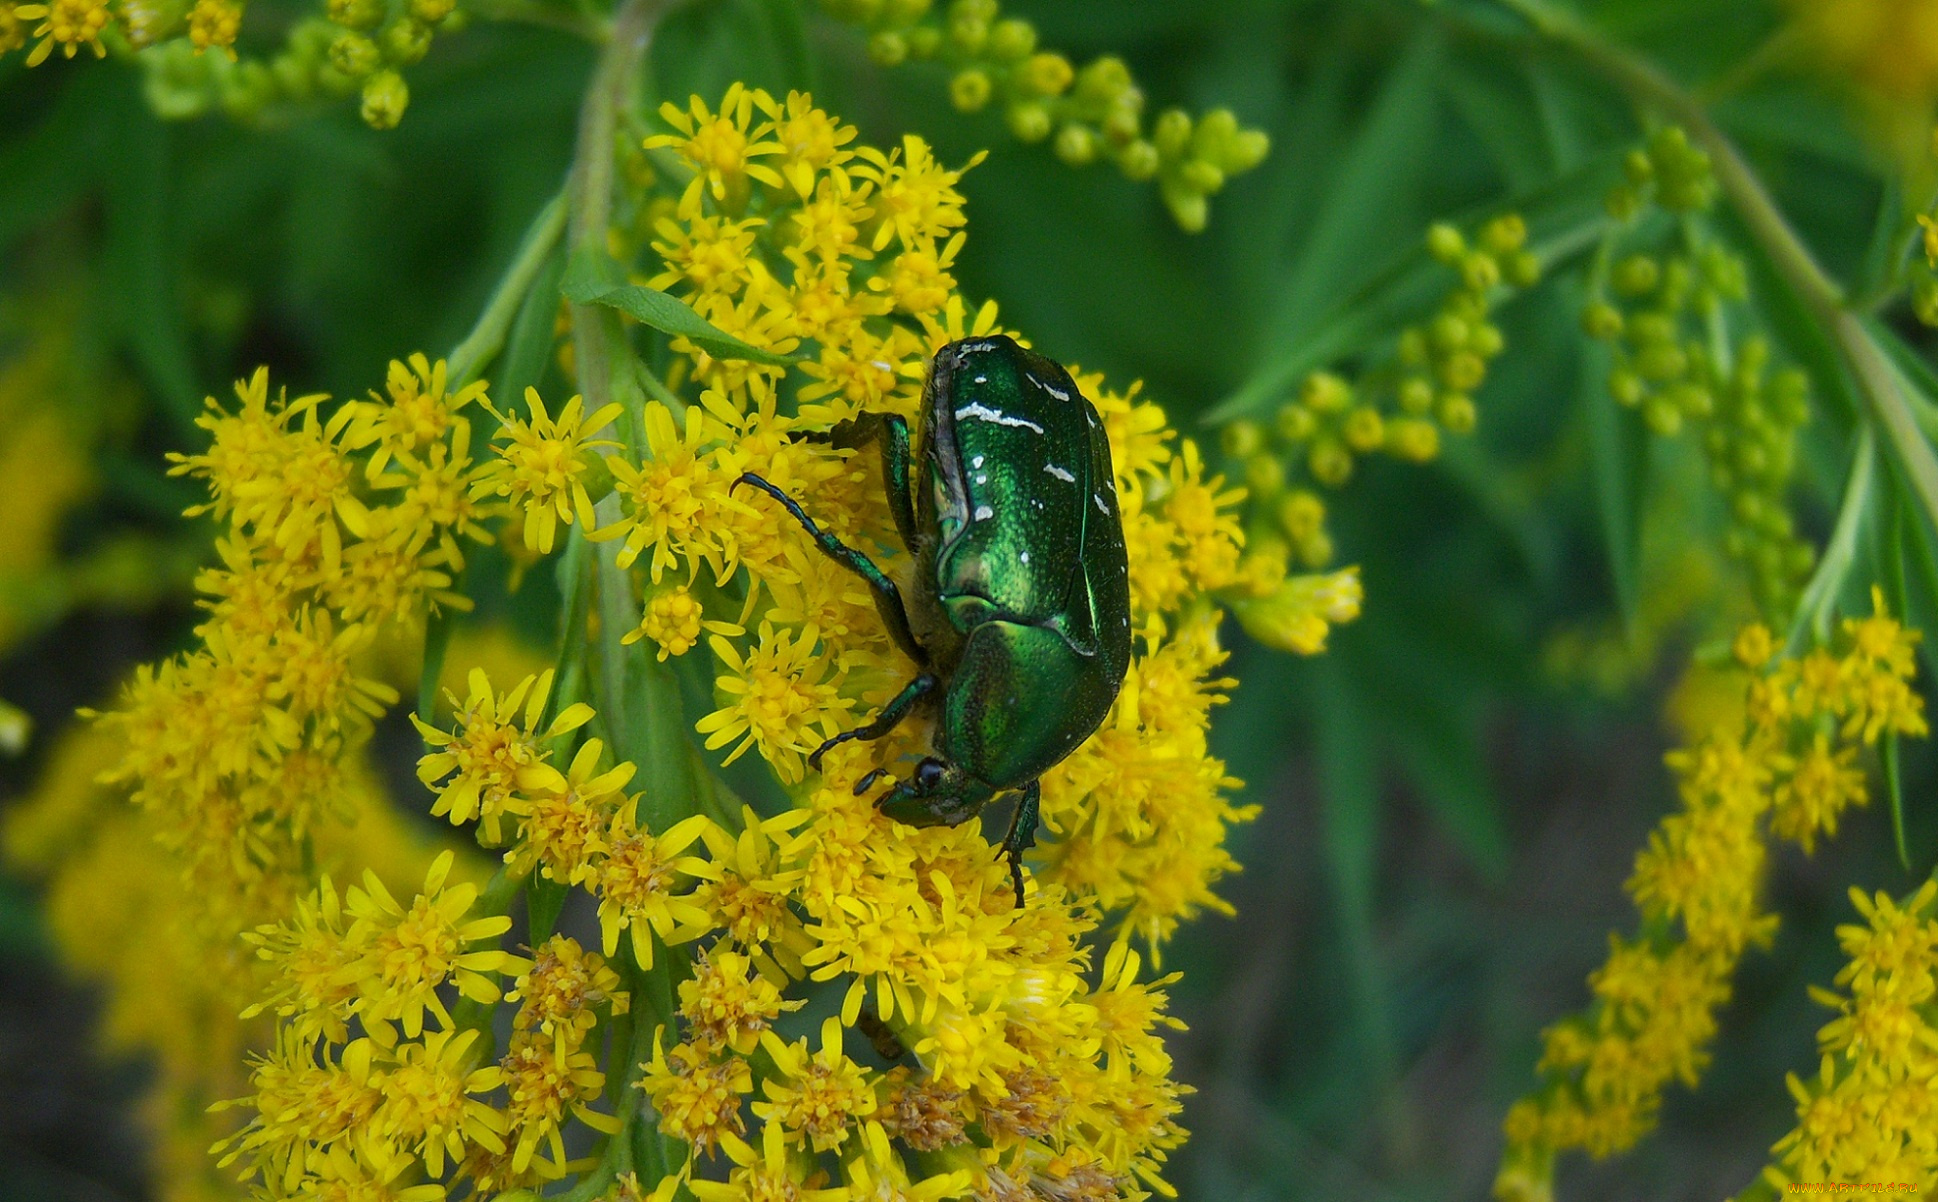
{"left": 735, "top": 334, "right": 1132, "bottom": 903}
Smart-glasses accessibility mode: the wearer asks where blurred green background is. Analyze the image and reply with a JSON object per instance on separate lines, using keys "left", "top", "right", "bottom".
{"left": 3, "top": 0, "right": 1935, "bottom": 1197}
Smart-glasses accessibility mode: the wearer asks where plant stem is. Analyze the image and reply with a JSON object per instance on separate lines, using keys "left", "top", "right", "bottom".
{"left": 447, "top": 190, "right": 569, "bottom": 387}
{"left": 559, "top": 0, "right": 702, "bottom": 1189}
{"left": 1494, "top": 0, "right": 1938, "bottom": 546}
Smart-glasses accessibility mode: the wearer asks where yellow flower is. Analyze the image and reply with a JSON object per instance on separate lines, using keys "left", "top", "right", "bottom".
{"left": 413, "top": 667, "right": 594, "bottom": 845}
{"left": 646, "top": 83, "right": 785, "bottom": 215}
{"left": 499, "top": 1031, "right": 616, "bottom": 1176}
{"left": 638, "top": 1034, "right": 753, "bottom": 1156}
{"left": 757, "top": 88, "right": 859, "bottom": 199}
{"left": 679, "top": 947, "right": 803, "bottom": 1054}
{"left": 507, "top": 934, "right": 627, "bottom": 1053}
{"left": 506, "top": 737, "right": 636, "bottom": 884}
{"left": 623, "top": 584, "right": 742, "bottom": 659}
{"left": 696, "top": 622, "right": 855, "bottom": 783}
{"left": 342, "top": 849, "right": 523, "bottom": 1037}
{"left": 187, "top": 0, "right": 241, "bottom": 57}
{"left": 15, "top": 0, "right": 109, "bottom": 66}
{"left": 371, "top": 1025, "right": 508, "bottom": 1178}
{"left": 472, "top": 387, "right": 620, "bottom": 554}
{"left": 1228, "top": 566, "right": 1363, "bottom": 654}
{"left": 590, "top": 809, "right": 718, "bottom": 969}
{"left": 595, "top": 400, "right": 751, "bottom": 583}
{"left": 753, "top": 1017, "right": 878, "bottom": 1154}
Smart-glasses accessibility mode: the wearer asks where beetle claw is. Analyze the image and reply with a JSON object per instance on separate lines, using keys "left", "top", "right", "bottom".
{"left": 852, "top": 767, "right": 891, "bottom": 796}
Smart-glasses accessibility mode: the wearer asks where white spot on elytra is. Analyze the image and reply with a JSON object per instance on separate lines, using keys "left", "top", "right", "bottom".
{"left": 1019, "top": 551, "right": 1030, "bottom": 563}
{"left": 974, "top": 375, "right": 987, "bottom": 384}
{"left": 1044, "top": 463, "right": 1076, "bottom": 483}
{"left": 974, "top": 504, "right": 995, "bottom": 521}
{"left": 975, "top": 474, "right": 987, "bottom": 485}
{"left": 1027, "top": 372, "right": 1071, "bottom": 401}
{"left": 1093, "top": 494, "right": 1109, "bottom": 514}
{"left": 955, "top": 401, "right": 1045, "bottom": 434}
{"left": 971, "top": 455, "right": 984, "bottom": 469}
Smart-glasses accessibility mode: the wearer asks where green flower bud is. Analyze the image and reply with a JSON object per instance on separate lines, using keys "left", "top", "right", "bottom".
{"left": 1438, "top": 351, "right": 1486, "bottom": 393}
{"left": 1461, "top": 252, "right": 1500, "bottom": 292}
{"left": 1193, "top": 108, "right": 1239, "bottom": 159}
{"left": 1055, "top": 123, "right": 1098, "bottom": 166}
{"left": 1180, "top": 158, "right": 1225, "bottom": 195}
{"left": 1387, "top": 418, "right": 1440, "bottom": 462}
{"left": 868, "top": 30, "right": 908, "bottom": 65}
{"left": 330, "top": 31, "right": 381, "bottom": 78}
{"left": 1612, "top": 254, "right": 1659, "bottom": 297}
{"left": 1301, "top": 371, "right": 1352, "bottom": 414}
{"left": 950, "top": 68, "right": 992, "bottom": 112}
{"left": 1398, "top": 376, "right": 1435, "bottom": 415}
{"left": 1437, "top": 393, "right": 1477, "bottom": 434}
{"left": 1308, "top": 438, "right": 1354, "bottom": 487}
{"left": 1101, "top": 104, "right": 1141, "bottom": 146}
{"left": 1582, "top": 302, "right": 1624, "bottom": 340}
{"left": 1622, "top": 147, "right": 1654, "bottom": 186}
{"left": 408, "top": 0, "right": 455, "bottom": 24}
{"left": 1224, "top": 128, "right": 1269, "bottom": 173}
{"left": 1245, "top": 453, "right": 1286, "bottom": 497}
{"left": 1222, "top": 419, "right": 1266, "bottom": 459}
{"left": 1117, "top": 139, "right": 1160, "bottom": 181}
{"left": 380, "top": 18, "right": 433, "bottom": 66}
{"left": 1343, "top": 406, "right": 1385, "bottom": 452}
{"left": 1275, "top": 402, "right": 1316, "bottom": 443}
{"left": 1018, "top": 51, "right": 1074, "bottom": 96}
{"left": 328, "top": 0, "right": 384, "bottom": 29}
{"left": 1276, "top": 490, "right": 1326, "bottom": 542}
{"left": 1162, "top": 181, "right": 1207, "bottom": 233}
{"left": 1397, "top": 328, "right": 1428, "bottom": 367}
{"left": 1076, "top": 56, "right": 1132, "bottom": 105}
{"left": 1643, "top": 397, "right": 1682, "bottom": 437}
{"left": 987, "top": 17, "right": 1035, "bottom": 61}
{"left": 948, "top": 15, "right": 988, "bottom": 55}
{"left": 1480, "top": 213, "right": 1527, "bottom": 256}
{"left": 1605, "top": 184, "right": 1642, "bottom": 222}
{"left": 1429, "top": 313, "right": 1469, "bottom": 353}
{"left": 360, "top": 69, "right": 409, "bottom": 129}
{"left": 1006, "top": 102, "right": 1052, "bottom": 143}
{"left": 1636, "top": 341, "right": 1688, "bottom": 383}
{"left": 1608, "top": 367, "right": 1646, "bottom": 407}
{"left": 1153, "top": 108, "right": 1192, "bottom": 157}
{"left": 1426, "top": 222, "right": 1466, "bottom": 265}
{"left": 1298, "top": 530, "right": 1335, "bottom": 569}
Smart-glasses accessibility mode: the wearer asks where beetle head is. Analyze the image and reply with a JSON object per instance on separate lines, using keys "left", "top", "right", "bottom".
{"left": 876, "top": 755, "right": 999, "bottom": 829}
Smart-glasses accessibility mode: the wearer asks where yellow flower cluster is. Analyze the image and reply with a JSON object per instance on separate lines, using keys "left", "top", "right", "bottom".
{"left": 1758, "top": 881, "right": 1938, "bottom": 1197}
{"left": 118, "top": 86, "right": 1330, "bottom": 1202}
{"left": 1495, "top": 595, "right": 1927, "bottom": 1201}
{"left": 816, "top": 0, "right": 1268, "bottom": 231}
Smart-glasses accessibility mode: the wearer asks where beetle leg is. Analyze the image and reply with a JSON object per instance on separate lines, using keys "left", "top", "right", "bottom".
{"left": 808, "top": 672, "right": 939, "bottom": 773}
{"left": 852, "top": 767, "right": 893, "bottom": 796}
{"left": 795, "top": 415, "right": 917, "bottom": 551}
{"left": 733, "top": 472, "right": 929, "bottom": 667}
{"left": 997, "top": 779, "right": 1041, "bottom": 907}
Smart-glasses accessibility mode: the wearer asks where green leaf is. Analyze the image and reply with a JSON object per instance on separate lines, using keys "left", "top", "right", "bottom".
{"left": 1580, "top": 330, "right": 1648, "bottom": 626}
{"left": 1879, "top": 487, "right": 1913, "bottom": 869}
{"left": 527, "top": 873, "right": 569, "bottom": 943}
{"left": 417, "top": 600, "right": 461, "bottom": 723}
{"left": 560, "top": 248, "right": 800, "bottom": 368}
{"left": 498, "top": 245, "right": 566, "bottom": 409}
{"left": 1312, "top": 654, "right": 1394, "bottom": 1084}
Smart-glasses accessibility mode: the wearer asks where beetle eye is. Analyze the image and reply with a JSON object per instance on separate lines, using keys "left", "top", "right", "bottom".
{"left": 915, "top": 758, "right": 946, "bottom": 789}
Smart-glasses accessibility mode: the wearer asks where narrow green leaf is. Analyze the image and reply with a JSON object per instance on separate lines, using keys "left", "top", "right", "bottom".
{"left": 498, "top": 246, "right": 566, "bottom": 409}
{"left": 417, "top": 601, "right": 461, "bottom": 723}
{"left": 1313, "top": 655, "right": 1394, "bottom": 1083}
{"left": 1879, "top": 481, "right": 1912, "bottom": 869}
{"left": 1853, "top": 174, "right": 1907, "bottom": 303}
{"left": 527, "top": 874, "right": 569, "bottom": 942}
{"left": 103, "top": 112, "right": 200, "bottom": 437}
{"left": 561, "top": 248, "right": 799, "bottom": 367}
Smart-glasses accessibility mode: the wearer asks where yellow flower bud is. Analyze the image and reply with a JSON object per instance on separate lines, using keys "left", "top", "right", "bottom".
{"left": 360, "top": 68, "right": 409, "bottom": 128}
{"left": 950, "top": 68, "right": 991, "bottom": 112}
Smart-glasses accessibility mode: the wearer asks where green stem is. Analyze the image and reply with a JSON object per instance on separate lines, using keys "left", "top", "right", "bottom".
{"left": 1496, "top": 0, "right": 1938, "bottom": 592}
{"left": 557, "top": 0, "right": 704, "bottom": 1191}
{"left": 447, "top": 191, "right": 569, "bottom": 387}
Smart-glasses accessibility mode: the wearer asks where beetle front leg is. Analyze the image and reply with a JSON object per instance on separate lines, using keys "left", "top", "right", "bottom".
{"left": 997, "top": 779, "right": 1041, "bottom": 907}
{"left": 820, "top": 413, "right": 919, "bottom": 553}
{"left": 807, "top": 672, "right": 939, "bottom": 773}
{"left": 732, "top": 472, "right": 929, "bottom": 668}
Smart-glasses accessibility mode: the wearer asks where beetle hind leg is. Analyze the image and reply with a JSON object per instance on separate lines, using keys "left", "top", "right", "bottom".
{"left": 808, "top": 673, "right": 939, "bottom": 774}
{"left": 997, "top": 780, "right": 1041, "bottom": 907}
{"left": 733, "top": 471, "right": 928, "bottom": 668}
